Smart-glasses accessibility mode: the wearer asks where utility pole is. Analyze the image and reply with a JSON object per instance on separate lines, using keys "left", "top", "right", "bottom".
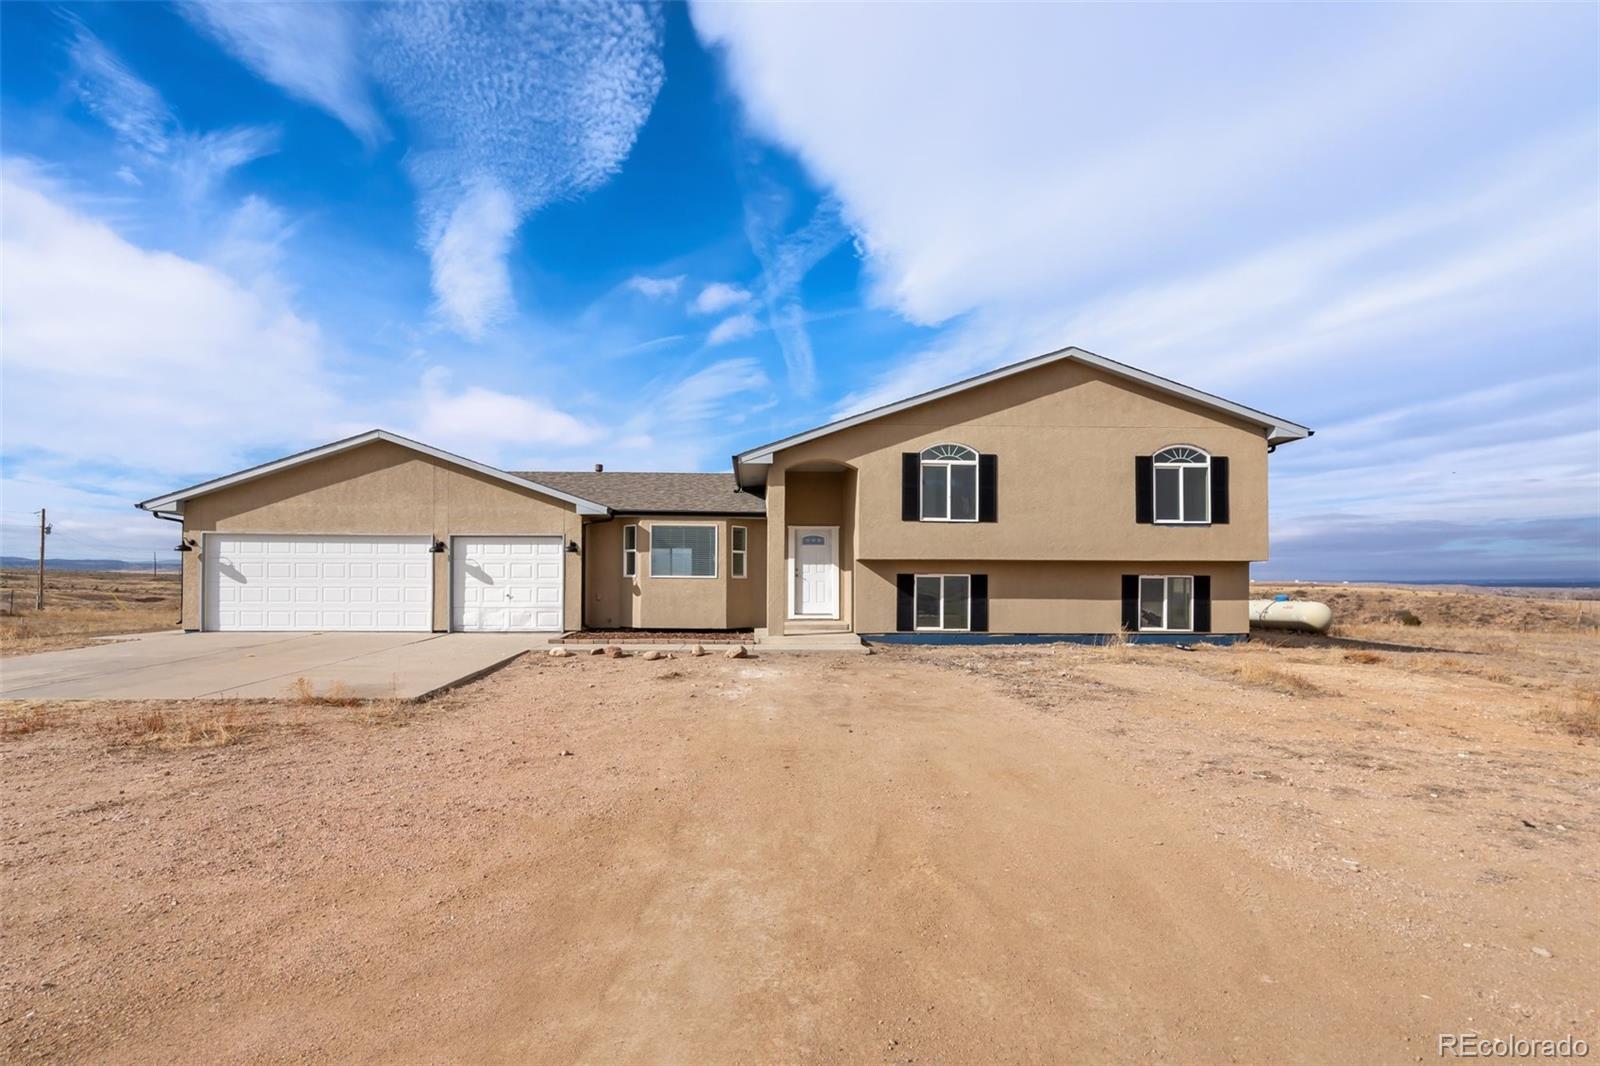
{"left": 35, "top": 509, "right": 47, "bottom": 610}
{"left": 152, "top": 551, "right": 157, "bottom": 577}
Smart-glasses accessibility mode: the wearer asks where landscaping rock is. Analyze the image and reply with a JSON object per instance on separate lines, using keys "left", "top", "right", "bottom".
{"left": 689, "top": 644, "right": 707, "bottom": 657}
{"left": 604, "top": 645, "right": 626, "bottom": 658}
{"left": 589, "top": 646, "right": 605, "bottom": 655}
{"left": 641, "top": 650, "right": 664, "bottom": 661}
{"left": 548, "top": 647, "right": 572, "bottom": 658}
{"left": 725, "top": 645, "right": 748, "bottom": 659}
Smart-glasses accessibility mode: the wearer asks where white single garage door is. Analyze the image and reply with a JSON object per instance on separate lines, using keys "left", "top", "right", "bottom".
{"left": 204, "top": 534, "right": 432, "bottom": 632}
{"left": 451, "top": 535, "right": 564, "bottom": 632}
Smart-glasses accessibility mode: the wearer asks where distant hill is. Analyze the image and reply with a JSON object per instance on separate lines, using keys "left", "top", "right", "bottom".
{"left": 0, "top": 556, "right": 180, "bottom": 573}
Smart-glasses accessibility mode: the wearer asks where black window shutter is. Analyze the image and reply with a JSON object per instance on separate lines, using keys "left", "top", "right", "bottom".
{"left": 1211, "top": 457, "right": 1230, "bottom": 525}
{"left": 901, "top": 453, "right": 919, "bottom": 521}
{"left": 1193, "top": 575, "right": 1212, "bottom": 633}
{"left": 978, "top": 454, "right": 998, "bottom": 522}
{"left": 896, "top": 573, "right": 915, "bottom": 631}
{"left": 970, "top": 574, "right": 989, "bottom": 631}
{"left": 1121, "top": 574, "right": 1140, "bottom": 631}
{"left": 1135, "top": 456, "right": 1154, "bottom": 524}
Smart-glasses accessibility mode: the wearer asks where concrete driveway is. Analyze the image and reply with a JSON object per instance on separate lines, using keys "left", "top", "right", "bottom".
{"left": 0, "top": 631, "right": 548, "bottom": 701}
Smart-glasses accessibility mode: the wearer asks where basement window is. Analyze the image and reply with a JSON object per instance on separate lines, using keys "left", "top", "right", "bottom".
{"left": 1138, "top": 575, "right": 1193, "bottom": 632}
{"left": 915, "top": 574, "right": 971, "bottom": 632}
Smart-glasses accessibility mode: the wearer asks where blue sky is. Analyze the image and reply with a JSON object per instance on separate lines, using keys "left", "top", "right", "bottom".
{"left": 1, "top": 2, "right": 1596, "bottom": 581}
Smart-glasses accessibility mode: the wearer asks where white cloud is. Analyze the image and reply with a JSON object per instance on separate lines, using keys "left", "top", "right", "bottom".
{"left": 626, "top": 274, "right": 686, "bottom": 298}
{"left": 178, "top": 1, "right": 386, "bottom": 146}
{"left": 707, "top": 312, "right": 759, "bottom": 346}
{"left": 691, "top": 281, "right": 751, "bottom": 315}
{"left": 426, "top": 181, "right": 519, "bottom": 339}
{"left": 0, "top": 161, "right": 340, "bottom": 478}
{"left": 368, "top": 2, "right": 665, "bottom": 338}
{"left": 413, "top": 367, "right": 601, "bottom": 458}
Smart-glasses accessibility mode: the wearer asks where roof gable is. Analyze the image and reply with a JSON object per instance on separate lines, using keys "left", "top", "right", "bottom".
{"left": 136, "top": 430, "right": 610, "bottom": 515}
{"left": 734, "top": 346, "right": 1312, "bottom": 487}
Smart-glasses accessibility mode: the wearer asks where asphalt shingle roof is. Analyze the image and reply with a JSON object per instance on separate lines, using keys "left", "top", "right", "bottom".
{"left": 514, "top": 471, "right": 766, "bottom": 515}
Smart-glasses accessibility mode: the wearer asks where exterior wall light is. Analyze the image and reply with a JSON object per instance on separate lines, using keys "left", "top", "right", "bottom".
{"left": 429, "top": 540, "right": 447, "bottom": 553}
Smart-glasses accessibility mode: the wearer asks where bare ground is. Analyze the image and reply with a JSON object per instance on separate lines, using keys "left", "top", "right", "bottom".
{"left": 1, "top": 588, "right": 1597, "bottom": 1063}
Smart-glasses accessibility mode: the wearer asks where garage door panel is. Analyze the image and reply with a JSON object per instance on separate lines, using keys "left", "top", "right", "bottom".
{"left": 205, "top": 535, "right": 431, "bottom": 632}
{"left": 451, "top": 535, "right": 563, "bottom": 632}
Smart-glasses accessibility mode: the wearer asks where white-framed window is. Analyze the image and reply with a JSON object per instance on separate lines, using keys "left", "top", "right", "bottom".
{"left": 650, "top": 523, "right": 717, "bottom": 578}
{"left": 622, "top": 524, "right": 638, "bottom": 577}
{"left": 920, "top": 443, "right": 979, "bottom": 522}
{"left": 1153, "top": 446, "right": 1210, "bottom": 524}
{"left": 731, "top": 525, "right": 748, "bottom": 579}
{"left": 915, "top": 574, "right": 971, "bottom": 631}
{"left": 1138, "top": 575, "right": 1194, "bottom": 632}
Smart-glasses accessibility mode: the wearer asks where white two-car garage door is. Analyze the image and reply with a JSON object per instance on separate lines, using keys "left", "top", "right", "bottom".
{"left": 451, "top": 535, "right": 564, "bottom": 632}
{"left": 204, "top": 534, "right": 432, "bottom": 632}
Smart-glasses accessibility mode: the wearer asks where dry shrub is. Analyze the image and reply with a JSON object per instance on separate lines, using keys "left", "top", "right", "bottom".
{"left": 1343, "top": 650, "right": 1387, "bottom": 665}
{"left": 1, "top": 705, "right": 49, "bottom": 738}
{"left": 1538, "top": 686, "right": 1600, "bottom": 739}
{"left": 291, "top": 678, "right": 362, "bottom": 707}
{"left": 1097, "top": 626, "right": 1133, "bottom": 660}
{"left": 1230, "top": 660, "right": 1323, "bottom": 697}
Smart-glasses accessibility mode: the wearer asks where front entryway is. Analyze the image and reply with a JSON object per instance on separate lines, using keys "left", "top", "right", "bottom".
{"left": 451, "top": 535, "right": 564, "bottom": 632}
{"left": 789, "top": 526, "right": 839, "bottom": 618}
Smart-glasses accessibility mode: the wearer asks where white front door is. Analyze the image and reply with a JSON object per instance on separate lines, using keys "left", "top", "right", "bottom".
{"left": 792, "top": 526, "right": 838, "bottom": 617}
{"left": 451, "top": 536, "right": 564, "bottom": 632}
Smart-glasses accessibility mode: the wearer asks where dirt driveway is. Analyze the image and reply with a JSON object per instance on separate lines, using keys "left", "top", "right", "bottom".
{"left": 3, "top": 640, "right": 1595, "bottom": 1063}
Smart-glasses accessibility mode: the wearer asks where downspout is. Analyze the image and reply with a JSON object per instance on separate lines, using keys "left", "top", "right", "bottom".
{"left": 150, "top": 509, "right": 185, "bottom": 629}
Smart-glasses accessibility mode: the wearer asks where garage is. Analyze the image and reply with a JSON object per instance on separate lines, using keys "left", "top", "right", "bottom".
{"left": 451, "top": 535, "right": 564, "bottom": 632}
{"left": 203, "top": 534, "right": 433, "bottom": 632}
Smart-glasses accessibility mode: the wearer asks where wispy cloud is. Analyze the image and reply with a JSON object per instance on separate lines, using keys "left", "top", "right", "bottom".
{"left": 626, "top": 274, "right": 686, "bottom": 299}
{"left": 707, "top": 312, "right": 759, "bottom": 346}
{"left": 65, "top": 21, "right": 277, "bottom": 200}
{"left": 743, "top": 190, "right": 848, "bottom": 393}
{"left": 178, "top": 1, "right": 386, "bottom": 146}
{"left": 66, "top": 18, "right": 171, "bottom": 156}
{"left": 691, "top": 281, "right": 751, "bottom": 315}
{"left": 368, "top": 2, "right": 665, "bottom": 337}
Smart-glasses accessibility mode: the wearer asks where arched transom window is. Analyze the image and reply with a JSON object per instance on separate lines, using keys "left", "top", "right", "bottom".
{"left": 920, "top": 443, "right": 979, "bottom": 521}
{"left": 1154, "top": 445, "right": 1210, "bottom": 524}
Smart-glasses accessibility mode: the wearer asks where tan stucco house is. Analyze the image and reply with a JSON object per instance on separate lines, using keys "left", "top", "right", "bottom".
{"left": 137, "top": 346, "right": 1310, "bottom": 643}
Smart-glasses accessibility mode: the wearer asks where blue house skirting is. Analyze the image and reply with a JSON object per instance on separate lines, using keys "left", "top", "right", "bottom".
{"left": 862, "top": 632, "right": 1247, "bottom": 647}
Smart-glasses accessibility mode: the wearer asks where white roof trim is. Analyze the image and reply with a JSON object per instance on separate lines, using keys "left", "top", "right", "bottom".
{"left": 735, "top": 346, "right": 1312, "bottom": 475}
{"left": 136, "top": 430, "right": 611, "bottom": 515}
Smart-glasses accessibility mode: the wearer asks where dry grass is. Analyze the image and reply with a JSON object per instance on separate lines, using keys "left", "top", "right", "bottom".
{"left": 1228, "top": 660, "right": 1323, "bottom": 696}
{"left": 1, "top": 705, "right": 49, "bottom": 738}
{"left": 105, "top": 706, "right": 244, "bottom": 750}
{"left": 0, "top": 569, "right": 180, "bottom": 656}
{"left": 1342, "top": 650, "right": 1387, "bottom": 665}
{"left": 1537, "top": 686, "right": 1600, "bottom": 739}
